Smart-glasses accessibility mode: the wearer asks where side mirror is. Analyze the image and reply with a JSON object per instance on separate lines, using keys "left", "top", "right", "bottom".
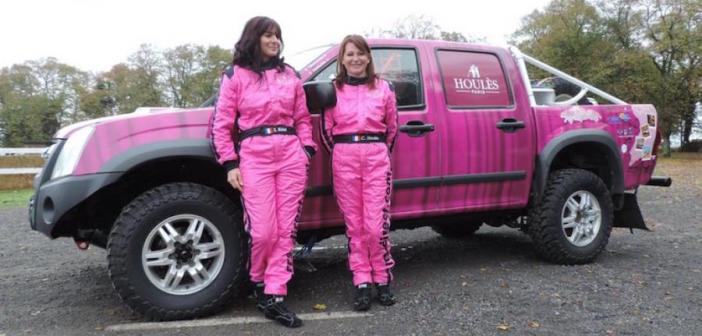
{"left": 303, "top": 80, "right": 336, "bottom": 115}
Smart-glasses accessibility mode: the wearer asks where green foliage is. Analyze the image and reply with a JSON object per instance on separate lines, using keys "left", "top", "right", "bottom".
{"left": 513, "top": 0, "right": 617, "bottom": 81}
{"left": 99, "top": 59, "right": 163, "bottom": 116}
{"left": 1, "top": 5, "right": 696, "bottom": 151}
{"left": 0, "top": 59, "right": 87, "bottom": 146}
{"left": 163, "top": 45, "right": 232, "bottom": 108}
{"left": 511, "top": 0, "right": 701, "bottom": 152}
{"left": 440, "top": 31, "right": 469, "bottom": 42}
{"left": 641, "top": 0, "right": 701, "bottom": 148}
{"left": 0, "top": 43, "right": 234, "bottom": 146}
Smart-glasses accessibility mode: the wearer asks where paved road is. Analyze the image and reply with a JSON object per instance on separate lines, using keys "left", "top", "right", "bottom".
{"left": 1, "top": 161, "right": 700, "bottom": 335}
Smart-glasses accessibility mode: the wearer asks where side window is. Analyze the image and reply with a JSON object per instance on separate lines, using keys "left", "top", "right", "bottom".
{"left": 372, "top": 49, "right": 423, "bottom": 109}
{"left": 436, "top": 50, "right": 512, "bottom": 108}
{"left": 311, "top": 48, "right": 424, "bottom": 110}
{"left": 313, "top": 61, "right": 338, "bottom": 81}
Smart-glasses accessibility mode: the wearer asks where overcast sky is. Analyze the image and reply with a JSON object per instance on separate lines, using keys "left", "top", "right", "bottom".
{"left": 1, "top": 0, "right": 551, "bottom": 73}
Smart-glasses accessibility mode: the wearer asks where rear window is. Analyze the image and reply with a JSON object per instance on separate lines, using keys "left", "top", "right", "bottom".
{"left": 436, "top": 50, "right": 512, "bottom": 108}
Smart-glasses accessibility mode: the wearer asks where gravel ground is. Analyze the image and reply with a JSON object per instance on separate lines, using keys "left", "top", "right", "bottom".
{"left": 0, "top": 158, "right": 700, "bottom": 335}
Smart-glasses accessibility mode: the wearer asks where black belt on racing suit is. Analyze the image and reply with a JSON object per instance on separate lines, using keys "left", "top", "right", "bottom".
{"left": 333, "top": 133, "right": 386, "bottom": 143}
{"left": 239, "top": 125, "right": 296, "bottom": 142}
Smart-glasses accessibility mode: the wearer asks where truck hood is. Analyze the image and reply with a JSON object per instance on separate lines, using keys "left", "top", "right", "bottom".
{"left": 54, "top": 107, "right": 184, "bottom": 139}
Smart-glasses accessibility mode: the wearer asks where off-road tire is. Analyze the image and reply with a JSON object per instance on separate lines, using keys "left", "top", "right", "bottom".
{"left": 527, "top": 169, "right": 613, "bottom": 264}
{"left": 107, "top": 183, "right": 246, "bottom": 320}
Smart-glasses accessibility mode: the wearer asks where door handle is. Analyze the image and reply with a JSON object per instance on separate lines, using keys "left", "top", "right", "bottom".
{"left": 399, "top": 120, "right": 435, "bottom": 137}
{"left": 496, "top": 118, "right": 525, "bottom": 133}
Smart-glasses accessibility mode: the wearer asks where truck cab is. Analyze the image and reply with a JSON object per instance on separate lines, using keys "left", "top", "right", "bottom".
{"left": 299, "top": 40, "right": 535, "bottom": 231}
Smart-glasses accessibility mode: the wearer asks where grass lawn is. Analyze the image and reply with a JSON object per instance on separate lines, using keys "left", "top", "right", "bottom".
{"left": 0, "top": 189, "right": 33, "bottom": 208}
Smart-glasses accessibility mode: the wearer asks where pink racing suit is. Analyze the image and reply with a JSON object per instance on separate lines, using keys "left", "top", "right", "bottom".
{"left": 322, "top": 77, "right": 398, "bottom": 286}
{"left": 212, "top": 64, "right": 317, "bottom": 296}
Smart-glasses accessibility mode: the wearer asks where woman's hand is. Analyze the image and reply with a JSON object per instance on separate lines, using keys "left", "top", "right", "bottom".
{"left": 227, "top": 168, "right": 244, "bottom": 191}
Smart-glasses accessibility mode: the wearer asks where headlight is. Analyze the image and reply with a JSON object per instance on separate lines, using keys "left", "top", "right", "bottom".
{"left": 51, "top": 125, "right": 94, "bottom": 179}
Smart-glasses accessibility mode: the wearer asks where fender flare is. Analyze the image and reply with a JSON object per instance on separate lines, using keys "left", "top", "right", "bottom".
{"left": 99, "top": 139, "right": 216, "bottom": 173}
{"left": 534, "top": 130, "right": 624, "bottom": 198}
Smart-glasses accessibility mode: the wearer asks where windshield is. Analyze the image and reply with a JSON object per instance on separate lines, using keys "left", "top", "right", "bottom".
{"left": 285, "top": 44, "right": 333, "bottom": 71}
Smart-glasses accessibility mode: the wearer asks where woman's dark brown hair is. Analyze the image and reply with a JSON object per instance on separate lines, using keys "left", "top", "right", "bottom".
{"left": 335, "top": 35, "right": 376, "bottom": 89}
{"left": 232, "top": 16, "right": 286, "bottom": 76}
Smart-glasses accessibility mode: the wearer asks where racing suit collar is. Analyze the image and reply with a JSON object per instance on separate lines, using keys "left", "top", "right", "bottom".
{"left": 261, "top": 58, "right": 278, "bottom": 70}
{"left": 345, "top": 75, "right": 368, "bottom": 86}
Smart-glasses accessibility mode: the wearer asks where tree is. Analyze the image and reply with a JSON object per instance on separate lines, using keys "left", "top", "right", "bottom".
{"left": 511, "top": 0, "right": 701, "bottom": 154}
{"left": 99, "top": 63, "right": 150, "bottom": 115}
{"left": 388, "top": 14, "right": 441, "bottom": 39}
{"left": 201, "top": 46, "right": 233, "bottom": 101}
{"left": 367, "top": 15, "right": 482, "bottom": 43}
{"left": 596, "top": 0, "right": 701, "bottom": 152}
{"left": 161, "top": 44, "right": 232, "bottom": 108}
{"left": 91, "top": 45, "right": 166, "bottom": 116}
{"left": 163, "top": 44, "right": 200, "bottom": 107}
{"left": 512, "top": 0, "right": 618, "bottom": 82}
{"left": 440, "top": 31, "right": 468, "bottom": 42}
{"left": 639, "top": 0, "right": 701, "bottom": 150}
{"left": 31, "top": 58, "right": 91, "bottom": 125}
{"left": 77, "top": 76, "right": 116, "bottom": 120}
{"left": 0, "top": 43, "right": 233, "bottom": 146}
{"left": 127, "top": 44, "right": 164, "bottom": 110}
{"left": 0, "top": 59, "right": 89, "bottom": 146}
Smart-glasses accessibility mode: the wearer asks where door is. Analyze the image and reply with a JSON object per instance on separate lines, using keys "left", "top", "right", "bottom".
{"left": 431, "top": 48, "right": 533, "bottom": 212}
{"left": 300, "top": 46, "right": 441, "bottom": 228}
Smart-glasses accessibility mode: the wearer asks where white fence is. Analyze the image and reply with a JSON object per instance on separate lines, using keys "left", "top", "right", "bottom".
{"left": 1, "top": 148, "right": 45, "bottom": 156}
{"left": 0, "top": 148, "right": 45, "bottom": 176}
{"left": 0, "top": 168, "right": 41, "bottom": 175}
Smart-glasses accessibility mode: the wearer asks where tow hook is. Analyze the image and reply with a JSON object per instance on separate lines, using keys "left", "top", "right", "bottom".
{"left": 74, "top": 239, "right": 90, "bottom": 250}
{"left": 73, "top": 229, "right": 107, "bottom": 249}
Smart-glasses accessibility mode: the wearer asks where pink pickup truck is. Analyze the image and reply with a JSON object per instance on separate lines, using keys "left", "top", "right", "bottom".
{"left": 28, "top": 39, "right": 670, "bottom": 320}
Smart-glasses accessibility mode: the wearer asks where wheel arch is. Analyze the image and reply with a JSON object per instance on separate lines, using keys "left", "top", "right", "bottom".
{"left": 51, "top": 155, "right": 239, "bottom": 244}
{"left": 534, "top": 130, "right": 624, "bottom": 199}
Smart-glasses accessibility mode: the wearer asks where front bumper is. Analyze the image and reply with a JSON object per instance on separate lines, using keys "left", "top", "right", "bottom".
{"left": 29, "top": 172, "right": 121, "bottom": 238}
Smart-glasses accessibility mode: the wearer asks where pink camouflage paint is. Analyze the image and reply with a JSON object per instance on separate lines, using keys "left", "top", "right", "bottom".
{"left": 66, "top": 39, "right": 660, "bottom": 233}
{"left": 533, "top": 104, "right": 659, "bottom": 189}
{"left": 30, "top": 38, "right": 671, "bottom": 321}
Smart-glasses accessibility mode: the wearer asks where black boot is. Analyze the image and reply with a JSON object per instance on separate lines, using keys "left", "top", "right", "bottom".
{"left": 261, "top": 295, "right": 303, "bottom": 328}
{"left": 252, "top": 282, "right": 266, "bottom": 312}
{"left": 376, "top": 283, "right": 396, "bottom": 306}
{"left": 353, "top": 283, "right": 372, "bottom": 311}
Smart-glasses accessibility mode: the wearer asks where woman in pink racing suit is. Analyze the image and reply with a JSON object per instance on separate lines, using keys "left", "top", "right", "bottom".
{"left": 321, "top": 35, "right": 398, "bottom": 311}
{"left": 212, "top": 16, "right": 316, "bottom": 328}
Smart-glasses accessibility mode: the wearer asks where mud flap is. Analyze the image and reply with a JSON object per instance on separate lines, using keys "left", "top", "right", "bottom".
{"left": 613, "top": 193, "right": 649, "bottom": 232}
